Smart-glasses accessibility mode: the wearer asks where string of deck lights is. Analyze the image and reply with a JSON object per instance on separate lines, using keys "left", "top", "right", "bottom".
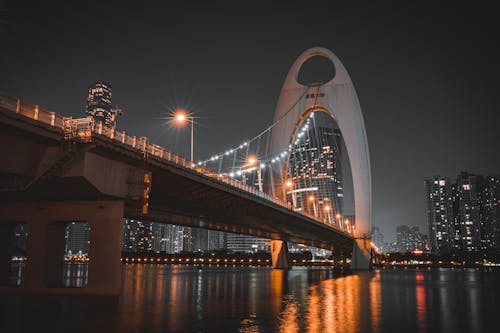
{"left": 199, "top": 112, "right": 315, "bottom": 179}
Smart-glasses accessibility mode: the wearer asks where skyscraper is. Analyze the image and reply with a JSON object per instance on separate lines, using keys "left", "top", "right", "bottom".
{"left": 425, "top": 176, "right": 453, "bottom": 254}
{"left": 426, "top": 173, "right": 500, "bottom": 255}
{"left": 454, "top": 172, "right": 482, "bottom": 252}
{"left": 86, "top": 82, "right": 113, "bottom": 126}
{"left": 287, "top": 111, "right": 344, "bottom": 226}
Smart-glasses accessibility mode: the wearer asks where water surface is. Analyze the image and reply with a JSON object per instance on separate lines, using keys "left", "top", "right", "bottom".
{"left": 1, "top": 265, "right": 499, "bottom": 332}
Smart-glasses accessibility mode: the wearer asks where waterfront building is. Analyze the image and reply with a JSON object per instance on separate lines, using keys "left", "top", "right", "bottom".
{"left": 66, "top": 222, "right": 90, "bottom": 255}
{"left": 425, "top": 176, "right": 454, "bottom": 254}
{"left": 225, "top": 233, "right": 269, "bottom": 253}
{"left": 426, "top": 172, "right": 500, "bottom": 255}
{"left": 191, "top": 228, "right": 225, "bottom": 252}
{"left": 396, "top": 225, "right": 429, "bottom": 253}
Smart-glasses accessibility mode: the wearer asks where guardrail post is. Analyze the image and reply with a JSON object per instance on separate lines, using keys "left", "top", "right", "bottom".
{"left": 34, "top": 105, "right": 39, "bottom": 120}
{"left": 50, "top": 112, "right": 55, "bottom": 126}
{"left": 132, "top": 136, "right": 136, "bottom": 148}
{"left": 122, "top": 131, "right": 126, "bottom": 143}
{"left": 16, "top": 99, "right": 21, "bottom": 113}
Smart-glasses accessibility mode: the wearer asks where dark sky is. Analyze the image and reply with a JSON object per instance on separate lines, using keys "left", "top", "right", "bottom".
{"left": 1, "top": 1, "right": 498, "bottom": 241}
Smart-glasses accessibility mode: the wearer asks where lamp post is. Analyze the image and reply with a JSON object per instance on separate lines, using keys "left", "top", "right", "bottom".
{"left": 174, "top": 110, "right": 194, "bottom": 164}
{"left": 309, "top": 195, "right": 318, "bottom": 217}
{"left": 324, "top": 205, "right": 332, "bottom": 224}
{"left": 285, "top": 179, "right": 296, "bottom": 209}
{"left": 244, "top": 155, "right": 263, "bottom": 192}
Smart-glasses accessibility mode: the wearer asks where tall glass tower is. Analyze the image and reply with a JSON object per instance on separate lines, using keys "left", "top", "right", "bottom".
{"left": 287, "top": 111, "right": 344, "bottom": 225}
{"left": 86, "top": 82, "right": 114, "bottom": 127}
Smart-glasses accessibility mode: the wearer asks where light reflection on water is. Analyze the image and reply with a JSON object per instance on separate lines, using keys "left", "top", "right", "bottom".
{"left": 1, "top": 265, "right": 500, "bottom": 333}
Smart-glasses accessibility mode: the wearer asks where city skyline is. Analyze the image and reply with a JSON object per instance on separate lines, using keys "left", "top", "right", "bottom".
{"left": 1, "top": 2, "right": 499, "bottom": 241}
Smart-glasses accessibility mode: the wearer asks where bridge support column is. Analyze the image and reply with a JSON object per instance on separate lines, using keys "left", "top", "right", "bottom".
{"left": 270, "top": 240, "right": 290, "bottom": 269}
{"left": 350, "top": 238, "right": 372, "bottom": 270}
{"left": 0, "top": 200, "right": 124, "bottom": 296}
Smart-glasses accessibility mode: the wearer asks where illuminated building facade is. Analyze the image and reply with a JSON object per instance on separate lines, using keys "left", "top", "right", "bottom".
{"left": 426, "top": 173, "right": 500, "bottom": 255}
{"left": 86, "top": 82, "right": 115, "bottom": 127}
{"left": 225, "top": 233, "right": 269, "bottom": 253}
{"left": 396, "top": 225, "right": 429, "bottom": 253}
{"left": 287, "top": 111, "right": 344, "bottom": 225}
{"left": 66, "top": 222, "right": 90, "bottom": 255}
{"left": 425, "top": 176, "right": 453, "bottom": 254}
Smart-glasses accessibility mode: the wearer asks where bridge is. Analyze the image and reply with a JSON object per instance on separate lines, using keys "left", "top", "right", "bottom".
{"left": 0, "top": 47, "right": 371, "bottom": 295}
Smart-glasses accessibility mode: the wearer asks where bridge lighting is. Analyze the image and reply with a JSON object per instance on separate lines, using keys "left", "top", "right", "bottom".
{"left": 324, "top": 205, "right": 331, "bottom": 212}
{"left": 237, "top": 170, "right": 242, "bottom": 176}
{"left": 175, "top": 113, "right": 185, "bottom": 122}
{"left": 285, "top": 180, "right": 293, "bottom": 188}
{"left": 309, "top": 195, "right": 315, "bottom": 202}
{"left": 172, "top": 109, "right": 195, "bottom": 163}
{"left": 229, "top": 172, "right": 235, "bottom": 177}
{"left": 246, "top": 155, "right": 257, "bottom": 165}
{"left": 260, "top": 163, "right": 266, "bottom": 169}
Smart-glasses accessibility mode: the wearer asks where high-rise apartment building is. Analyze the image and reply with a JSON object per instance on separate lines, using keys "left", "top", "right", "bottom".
{"left": 287, "top": 111, "right": 344, "bottom": 226}
{"left": 66, "top": 222, "right": 90, "bottom": 255}
{"left": 396, "top": 225, "right": 429, "bottom": 253}
{"left": 122, "top": 219, "right": 187, "bottom": 254}
{"left": 425, "top": 176, "right": 453, "bottom": 254}
{"left": 426, "top": 173, "right": 500, "bottom": 255}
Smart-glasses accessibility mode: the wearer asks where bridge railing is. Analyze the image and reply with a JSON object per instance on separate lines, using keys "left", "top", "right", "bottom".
{"left": 0, "top": 92, "right": 351, "bottom": 235}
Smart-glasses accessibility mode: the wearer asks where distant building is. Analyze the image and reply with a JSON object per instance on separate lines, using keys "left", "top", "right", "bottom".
{"left": 425, "top": 176, "right": 453, "bottom": 254}
{"left": 122, "top": 220, "right": 187, "bottom": 254}
{"left": 371, "top": 226, "right": 385, "bottom": 252}
{"left": 66, "top": 222, "right": 90, "bottom": 255}
{"left": 225, "top": 233, "right": 269, "bottom": 253}
{"left": 191, "top": 228, "right": 225, "bottom": 252}
{"left": 396, "top": 225, "right": 429, "bottom": 253}
{"left": 426, "top": 172, "right": 500, "bottom": 255}
{"left": 86, "top": 82, "right": 122, "bottom": 128}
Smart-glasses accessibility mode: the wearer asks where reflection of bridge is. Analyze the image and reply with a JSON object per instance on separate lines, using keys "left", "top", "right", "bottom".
{"left": 0, "top": 47, "right": 371, "bottom": 295}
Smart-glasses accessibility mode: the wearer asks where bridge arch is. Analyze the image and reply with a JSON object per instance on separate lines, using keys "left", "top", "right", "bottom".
{"left": 269, "top": 47, "right": 372, "bottom": 267}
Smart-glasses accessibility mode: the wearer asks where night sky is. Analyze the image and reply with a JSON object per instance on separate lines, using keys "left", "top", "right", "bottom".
{"left": 1, "top": 1, "right": 498, "bottom": 241}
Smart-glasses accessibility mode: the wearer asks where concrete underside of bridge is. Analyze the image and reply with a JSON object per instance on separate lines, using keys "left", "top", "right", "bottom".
{"left": 0, "top": 106, "right": 355, "bottom": 294}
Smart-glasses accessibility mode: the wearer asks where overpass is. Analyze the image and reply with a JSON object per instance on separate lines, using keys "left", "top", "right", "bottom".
{"left": 0, "top": 90, "right": 354, "bottom": 295}
{"left": 0, "top": 47, "right": 372, "bottom": 296}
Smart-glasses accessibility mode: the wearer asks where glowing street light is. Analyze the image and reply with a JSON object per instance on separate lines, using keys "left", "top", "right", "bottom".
{"left": 247, "top": 156, "right": 257, "bottom": 165}
{"left": 324, "top": 205, "right": 332, "bottom": 224}
{"left": 242, "top": 155, "right": 262, "bottom": 192}
{"left": 172, "top": 109, "right": 194, "bottom": 164}
{"left": 308, "top": 195, "right": 318, "bottom": 217}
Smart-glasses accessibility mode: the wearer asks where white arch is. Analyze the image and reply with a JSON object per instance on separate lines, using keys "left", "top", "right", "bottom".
{"left": 269, "top": 47, "right": 372, "bottom": 265}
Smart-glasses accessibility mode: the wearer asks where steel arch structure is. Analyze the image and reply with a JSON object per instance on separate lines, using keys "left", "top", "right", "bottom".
{"left": 269, "top": 47, "right": 372, "bottom": 269}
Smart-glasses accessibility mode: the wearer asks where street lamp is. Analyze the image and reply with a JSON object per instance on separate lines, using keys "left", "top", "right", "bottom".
{"left": 284, "top": 179, "right": 297, "bottom": 209}
{"left": 309, "top": 195, "right": 318, "bottom": 217}
{"left": 173, "top": 109, "right": 194, "bottom": 164}
{"left": 243, "top": 155, "right": 263, "bottom": 192}
{"left": 324, "top": 205, "right": 332, "bottom": 224}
